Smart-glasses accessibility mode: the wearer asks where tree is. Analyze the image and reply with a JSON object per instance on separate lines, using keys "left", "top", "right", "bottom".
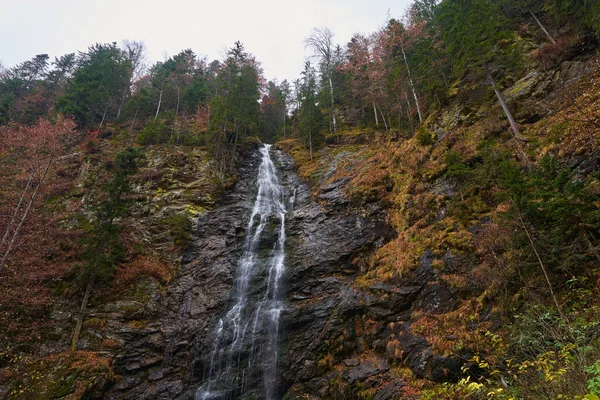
{"left": 209, "top": 42, "right": 262, "bottom": 173}
{"left": 115, "top": 40, "right": 148, "bottom": 120}
{"left": 260, "top": 80, "right": 287, "bottom": 143}
{"left": 46, "top": 53, "right": 77, "bottom": 93}
{"left": 410, "top": 0, "right": 440, "bottom": 23}
{"left": 297, "top": 61, "right": 324, "bottom": 159}
{"left": 0, "top": 54, "right": 51, "bottom": 125}
{"left": 305, "top": 27, "right": 338, "bottom": 134}
{"left": 0, "top": 116, "right": 76, "bottom": 272}
{"left": 343, "top": 33, "right": 390, "bottom": 130}
{"left": 279, "top": 79, "right": 292, "bottom": 139}
{"left": 56, "top": 43, "right": 131, "bottom": 128}
{"left": 383, "top": 19, "right": 425, "bottom": 123}
{"left": 71, "top": 147, "right": 143, "bottom": 351}
{"left": 435, "top": 0, "right": 525, "bottom": 140}
{"left": 546, "top": 0, "right": 600, "bottom": 34}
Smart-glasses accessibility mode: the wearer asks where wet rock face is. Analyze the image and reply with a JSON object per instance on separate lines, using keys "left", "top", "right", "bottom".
{"left": 277, "top": 164, "right": 462, "bottom": 398}
{"left": 105, "top": 148, "right": 459, "bottom": 399}
{"left": 105, "top": 151, "right": 265, "bottom": 400}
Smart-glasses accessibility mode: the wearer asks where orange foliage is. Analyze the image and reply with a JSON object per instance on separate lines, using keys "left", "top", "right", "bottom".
{"left": 410, "top": 298, "right": 499, "bottom": 358}
{"left": 113, "top": 255, "right": 172, "bottom": 289}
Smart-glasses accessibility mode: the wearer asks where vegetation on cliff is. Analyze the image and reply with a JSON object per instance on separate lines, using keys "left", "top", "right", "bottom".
{"left": 1, "top": 0, "right": 600, "bottom": 398}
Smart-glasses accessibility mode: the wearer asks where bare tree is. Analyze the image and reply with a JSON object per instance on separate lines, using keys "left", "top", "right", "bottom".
{"left": 117, "top": 40, "right": 148, "bottom": 119}
{"left": 0, "top": 117, "right": 75, "bottom": 272}
{"left": 305, "top": 27, "right": 337, "bottom": 134}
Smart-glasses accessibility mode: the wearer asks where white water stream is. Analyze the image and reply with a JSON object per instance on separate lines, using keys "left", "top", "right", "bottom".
{"left": 197, "top": 144, "right": 288, "bottom": 400}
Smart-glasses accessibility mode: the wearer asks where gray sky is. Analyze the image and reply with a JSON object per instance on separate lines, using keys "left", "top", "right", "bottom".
{"left": 0, "top": 0, "right": 412, "bottom": 82}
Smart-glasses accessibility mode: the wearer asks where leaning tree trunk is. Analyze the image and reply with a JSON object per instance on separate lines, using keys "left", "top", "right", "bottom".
{"left": 71, "top": 279, "right": 93, "bottom": 352}
{"left": 530, "top": 10, "right": 556, "bottom": 44}
{"left": 155, "top": 83, "right": 164, "bottom": 121}
{"left": 373, "top": 100, "right": 379, "bottom": 128}
{"left": 0, "top": 160, "right": 51, "bottom": 272}
{"left": 1, "top": 174, "right": 33, "bottom": 249}
{"left": 488, "top": 74, "right": 527, "bottom": 141}
{"left": 129, "top": 107, "right": 139, "bottom": 142}
{"left": 99, "top": 100, "right": 112, "bottom": 130}
{"left": 376, "top": 103, "right": 388, "bottom": 133}
{"left": 116, "top": 90, "right": 128, "bottom": 120}
{"left": 400, "top": 40, "right": 423, "bottom": 123}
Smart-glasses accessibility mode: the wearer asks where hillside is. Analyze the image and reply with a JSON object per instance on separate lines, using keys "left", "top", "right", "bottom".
{"left": 1, "top": 0, "right": 600, "bottom": 399}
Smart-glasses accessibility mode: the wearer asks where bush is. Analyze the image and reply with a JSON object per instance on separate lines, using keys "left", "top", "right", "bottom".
{"left": 137, "top": 119, "right": 170, "bottom": 144}
{"left": 535, "top": 36, "right": 572, "bottom": 70}
{"left": 586, "top": 360, "right": 600, "bottom": 395}
{"left": 416, "top": 127, "right": 434, "bottom": 146}
{"left": 444, "top": 150, "right": 472, "bottom": 182}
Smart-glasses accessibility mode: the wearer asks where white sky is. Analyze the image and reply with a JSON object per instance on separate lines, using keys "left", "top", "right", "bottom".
{"left": 0, "top": 0, "right": 412, "bottom": 82}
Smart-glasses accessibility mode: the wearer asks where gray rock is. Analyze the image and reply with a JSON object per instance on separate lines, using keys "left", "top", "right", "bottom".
{"left": 104, "top": 147, "right": 462, "bottom": 399}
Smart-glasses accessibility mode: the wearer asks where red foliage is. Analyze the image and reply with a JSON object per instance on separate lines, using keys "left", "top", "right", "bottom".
{"left": 535, "top": 36, "right": 573, "bottom": 70}
{"left": 0, "top": 117, "right": 79, "bottom": 345}
{"left": 0, "top": 116, "right": 76, "bottom": 174}
{"left": 0, "top": 198, "right": 82, "bottom": 344}
{"left": 112, "top": 256, "right": 171, "bottom": 290}
{"left": 194, "top": 107, "right": 210, "bottom": 132}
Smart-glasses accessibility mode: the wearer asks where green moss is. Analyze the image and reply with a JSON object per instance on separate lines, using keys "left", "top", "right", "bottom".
{"left": 161, "top": 213, "right": 193, "bottom": 247}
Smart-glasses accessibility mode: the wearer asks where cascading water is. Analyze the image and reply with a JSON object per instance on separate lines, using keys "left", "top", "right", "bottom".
{"left": 196, "top": 144, "right": 289, "bottom": 400}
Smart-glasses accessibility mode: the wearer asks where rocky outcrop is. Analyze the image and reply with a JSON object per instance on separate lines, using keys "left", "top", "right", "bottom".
{"left": 104, "top": 150, "right": 265, "bottom": 400}
{"left": 103, "top": 146, "right": 464, "bottom": 399}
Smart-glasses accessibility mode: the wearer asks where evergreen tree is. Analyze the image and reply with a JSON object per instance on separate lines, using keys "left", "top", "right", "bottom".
{"left": 208, "top": 42, "right": 262, "bottom": 172}
{"left": 298, "top": 61, "right": 324, "bottom": 159}
{"left": 260, "top": 80, "right": 286, "bottom": 143}
{"left": 71, "top": 147, "right": 143, "bottom": 351}
{"left": 435, "top": 0, "right": 525, "bottom": 140}
{"left": 56, "top": 43, "right": 131, "bottom": 128}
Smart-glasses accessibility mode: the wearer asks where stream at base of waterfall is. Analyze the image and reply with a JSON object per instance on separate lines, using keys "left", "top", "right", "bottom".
{"left": 196, "top": 144, "right": 290, "bottom": 400}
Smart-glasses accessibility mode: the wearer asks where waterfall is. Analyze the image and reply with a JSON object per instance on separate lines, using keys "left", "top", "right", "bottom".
{"left": 196, "top": 144, "right": 288, "bottom": 400}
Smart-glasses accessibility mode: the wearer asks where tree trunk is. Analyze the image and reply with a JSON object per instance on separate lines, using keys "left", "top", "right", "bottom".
{"left": 230, "top": 129, "right": 238, "bottom": 171}
{"left": 373, "top": 100, "right": 379, "bottom": 128}
{"left": 489, "top": 74, "right": 527, "bottom": 141}
{"left": 282, "top": 108, "right": 286, "bottom": 139}
{"left": 1, "top": 174, "right": 33, "bottom": 249}
{"left": 0, "top": 161, "right": 51, "bottom": 271}
{"left": 400, "top": 40, "right": 423, "bottom": 123}
{"left": 71, "top": 279, "right": 93, "bottom": 352}
{"left": 155, "top": 84, "right": 164, "bottom": 121}
{"left": 404, "top": 93, "right": 415, "bottom": 133}
{"left": 530, "top": 10, "right": 556, "bottom": 44}
{"left": 215, "top": 130, "right": 222, "bottom": 158}
{"left": 116, "top": 91, "right": 127, "bottom": 120}
{"left": 515, "top": 202, "right": 567, "bottom": 323}
{"left": 328, "top": 76, "right": 337, "bottom": 133}
{"left": 376, "top": 103, "right": 388, "bottom": 133}
{"left": 309, "top": 128, "right": 313, "bottom": 160}
{"left": 129, "top": 107, "right": 139, "bottom": 142}
{"left": 99, "top": 101, "right": 111, "bottom": 130}
{"left": 175, "top": 87, "right": 180, "bottom": 117}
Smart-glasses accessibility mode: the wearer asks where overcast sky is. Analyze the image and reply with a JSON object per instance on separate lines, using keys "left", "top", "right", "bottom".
{"left": 0, "top": 0, "right": 412, "bottom": 82}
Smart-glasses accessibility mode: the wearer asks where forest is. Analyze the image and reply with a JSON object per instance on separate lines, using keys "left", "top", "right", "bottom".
{"left": 1, "top": 0, "right": 600, "bottom": 398}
